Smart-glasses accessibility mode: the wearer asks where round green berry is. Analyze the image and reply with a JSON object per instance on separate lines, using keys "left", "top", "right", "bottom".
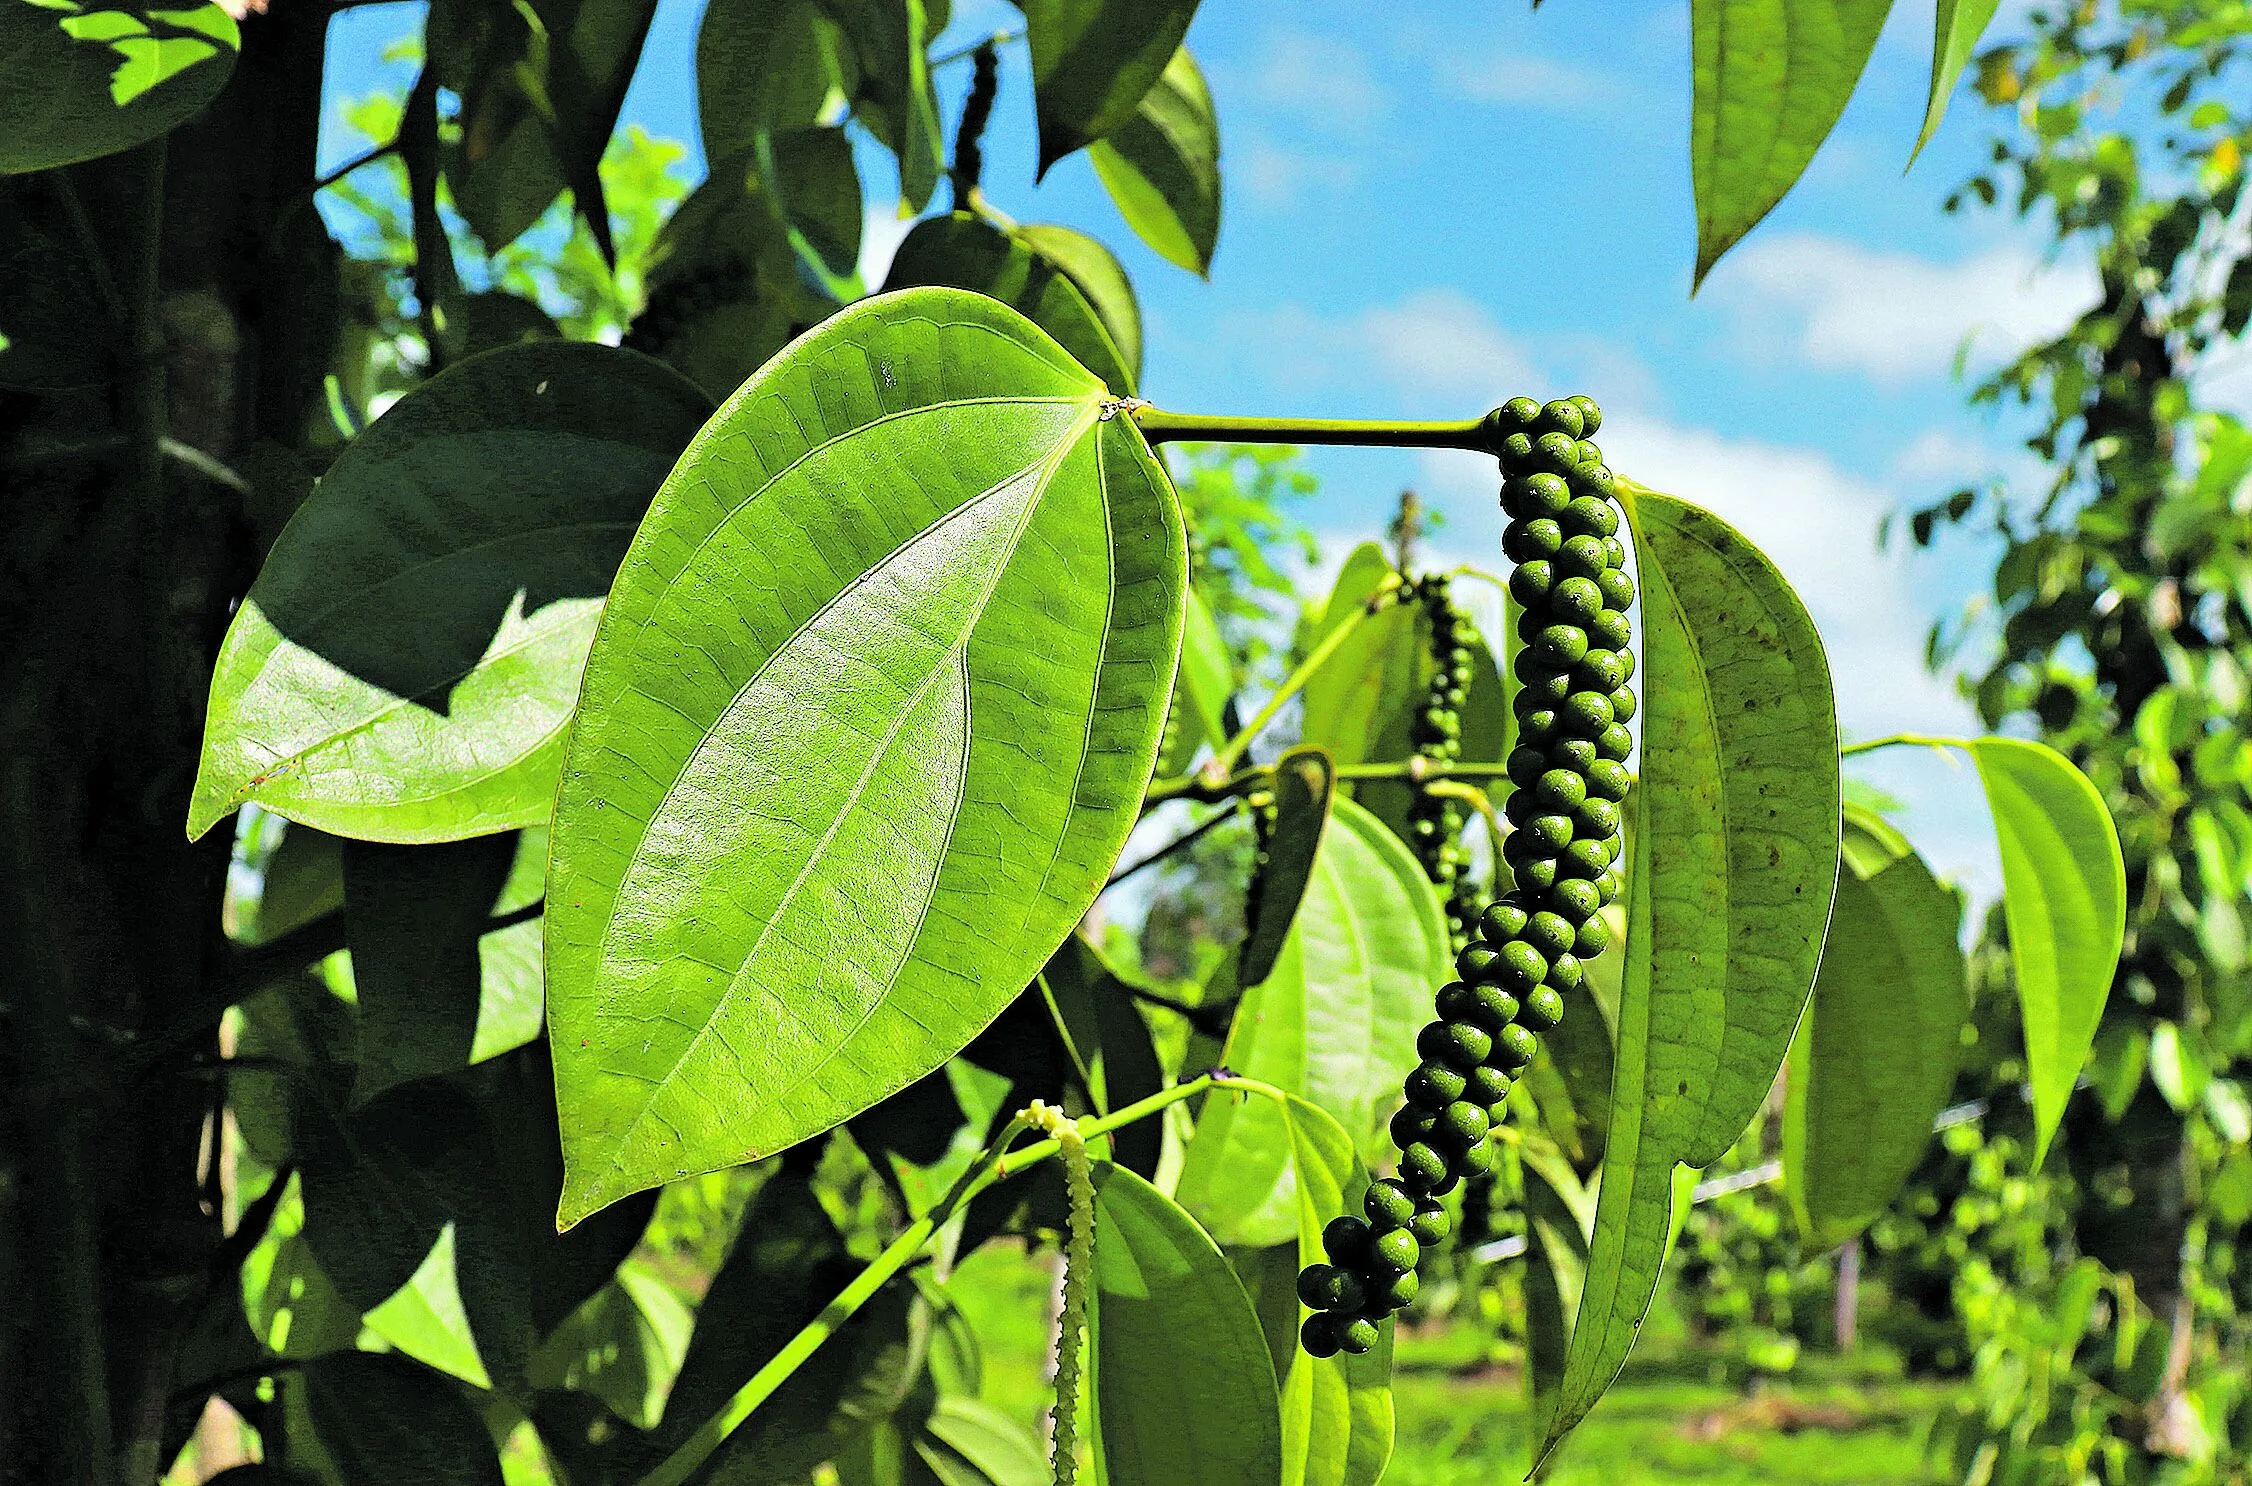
{"left": 1558, "top": 535, "right": 1608, "bottom": 579}
{"left": 1518, "top": 708, "right": 1561, "bottom": 746}
{"left": 1547, "top": 576, "right": 1605, "bottom": 625}
{"left": 1495, "top": 395, "right": 1541, "bottom": 431}
{"left": 1596, "top": 870, "right": 1622, "bottom": 906}
{"left": 1390, "top": 1103, "right": 1438, "bottom": 1149}
{"left": 1560, "top": 838, "right": 1611, "bottom": 880}
{"left": 1572, "top": 439, "right": 1602, "bottom": 467}
{"left": 1533, "top": 432, "right": 1579, "bottom": 475}
{"left": 1299, "top": 1262, "right": 1367, "bottom": 1312}
{"left": 1510, "top": 559, "right": 1557, "bottom": 608}
{"left": 1504, "top": 518, "right": 1564, "bottom": 562}
{"left": 1323, "top": 1216, "right": 1372, "bottom": 1266}
{"left": 1609, "top": 686, "right": 1638, "bottom": 724}
{"left": 1491, "top": 1023, "right": 1540, "bottom": 1072}
{"left": 1602, "top": 536, "right": 1628, "bottom": 568}
{"left": 1457, "top": 1138, "right": 1497, "bottom": 1179}
{"left": 1563, "top": 690, "right": 1615, "bottom": 737}
{"left": 1525, "top": 814, "right": 1574, "bottom": 852}
{"left": 1511, "top": 472, "right": 1571, "bottom": 518}
{"left": 1372, "top": 1268, "right": 1421, "bottom": 1310}
{"left": 1519, "top": 984, "right": 1566, "bottom": 1031}
{"left": 1514, "top": 659, "right": 1572, "bottom": 704}
{"left": 1514, "top": 855, "right": 1559, "bottom": 893}
{"left": 1589, "top": 608, "right": 1632, "bottom": 651}
{"left": 1398, "top": 1141, "right": 1450, "bottom": 1192}
{"left": 1526, "top": 911, "right": 1575, "bottom": 959}
{"left": 1551, "top": 739, "right": 1595, "bottom": 775}
{"left": 1465, "top": 1064, "right": 1512, "bottom": 1107}
{"left": 1506, "top": 747, "right": 1549, "bottom": 788}
{"left": 1546, "top": 952, "right": 1585, "bottom": 991}
{"left": 1456, "top": 943, "right": 1504, "bottom": 985}
{"left": 1408, "top": 1196, "right": 1452, "bottom": 1246}
{"left": 1419, "top": 1019, "right": 1492, "bottom": 1069}
{"left": 1547, "top": 878, "right": 1602, "bottom": 922}
{"left": 1598, "top": 723, "right": 1634, "bottom": 761}
{"left": 1301, "top": 1313, "right": 1343, "bottom": 1358}
{"left": 1537, "top": 399, "right": 1585, "bottom": 439}
{"left": 1571, "top": 463, "right": 1617, "bottom": 502}
{"left": 1404, "top": 1060, "right": 1467, "bottom": 1110}
{"left": 1478, "top": 899, "right": 1529, "bottom": 942}
{"left": 1495, "top": 938, "right": 1547, "bottom": 992}
{"left": 1335, "top": 1316, "right": 1381, "bottom": 1355}
{"left": 1573, "top": 797, "right": 1621, "bottom": 838}
{"left": 1597, "top": 566, "right": 1635, "bottom": 611}
{"left": 1533, "top": 768, "right": 1588, "bottom": 813}
{"left": 1435, "top": 1100, "right": 1490, "bottom": 1149}
{"left": 1567, "top": 394, "right": 1602, "bottom": 434}
{"left": 1563, "top": 495, "right": 1619, "bottom": 540}
{"left": 1366, "top": 1179, "right": 1418, "bottom": 1231}
{"left": 1572, "top": 649, "right": 1627, "bottom": 694}
{"left": 1586, "top": 759, "right": 1631, "bottom": 801}
{"left": 1530, "top": 623, "right": 1588, "bottom": 669}
{"left": 1574, "top": 915, "right": 1614, "bottom": 955}
{"left": 1502, "top": 790, "right": 1536, "bottom": 828}
{"left": 1500, "top": 431, "right": 1535, "bottom": 466}
{"left": 1468, "top": 982, "right": 1521, "bottom": 1029}
{"left": 1435, "top": 980, "right": 1485, "bottom": 1024}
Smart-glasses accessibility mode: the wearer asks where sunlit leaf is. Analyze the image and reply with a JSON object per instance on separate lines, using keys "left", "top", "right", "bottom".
{"left": 1090, "top": 46, "right": 1221, "bottom": 277}
{"left": 1089, "top": 1163, "right": 1284, "bottom": 1485}
{"left": 1783, "top": 809, "right": 1966, "bottom": 1251}
{"left": 0, "top": 1, "right": 239, "bottom": 174}
{"left": 1541, "top": 488, "right": 1839, "bottom": 1460}
{"left": 1014, "top": 223, "right": 1144, "bottom": 385}
{"left": 547, "top": 289, "right": 1184, "bottom": 1223}
{"left": 1915, "top": 0, "right": 2004, "bottom": 160}
{"left": 1019, "top": 0, "right": 1202, "bottom": 174}
{"left": 1690, "top": 0, "right": 1894, "bottom": 287}
{"left": 187, "top": 342, "right": 713, "bottom": 844}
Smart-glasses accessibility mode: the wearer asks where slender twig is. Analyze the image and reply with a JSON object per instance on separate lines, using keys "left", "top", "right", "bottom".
{"left": 1839, "top": 732, "right": 1969, "bottom": 760}
{"left": 1425, "top": 778, "right": 1508, "bottom": 847}
{"left": 1130, "top": 404, "right": 1502, "bottom": 454}
{"left": 1334, "top": 760, "right": 1515, "bottom": 783}
{"left": 160, "top": 437, "right": 253, "bottom": 495}
{"left": 1206, "top": 576, "right": 1404, "bottom": 774}
{"left": 1124, "top": 983, "right": 1238, "bottom": 1039}
{"left": 311, "top": 139, "right": 398, "bottom": 195}
{"left": 1106, "top": 801, "right": 1241, "bottom": 887}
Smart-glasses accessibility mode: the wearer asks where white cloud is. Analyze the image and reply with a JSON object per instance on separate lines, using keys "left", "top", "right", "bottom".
{"left": 1248, "top": 30, "right": 1386, "bottom": 128}
{"left": 1237, "top": 137, "right": 1360, "bottom": 208}
{"left": 1712, "top": 232, "right": 2096, "bottom": 385}
{"left": 1431, "top": 50, "right": 1614, "bottom": 110}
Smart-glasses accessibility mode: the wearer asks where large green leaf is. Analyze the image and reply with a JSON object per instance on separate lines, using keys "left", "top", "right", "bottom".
{"left": 1238, "top": 747, "right": 1334, "bottom": 991}
{"left": 1970, "top": 737, "right": 2125, "bottom": 1163}
{"left": 1176, "top": 797, "right": 1447, "bottom": 1246}
{"left": 187, "top": 342, "right": 713, "bottom": 844}
{"left": 1160, "top": 582, "right": 1232, "bottom": 774}
{"left": 528, "top": 1265, "right": 693, "bottom": 1431}
{"left": 1018, "top": 0, "right": 1202, "bottom": 174}
{"left": 1690, "top": 0, "right": 1894, "bottom": 286}
{"left": 1040, "top": 934, "right": 1166, "bottom": 1177}
{"left": 301, "top": 1351, "right": 502, "bottom": 1486}
{"left": 771, "top": 124, "right": 864, "bottom": 285}
{"left": 1090, "top": 46, "right": 1221, "bottom": 277}
{"left": 1299, "top": 547, "right": 1415, "bottom": 780}
{"left": 696, "top": 0, "right": 851, "bottom": 163}
{"left": 1915, "top": 0, "right": 2004, "bottom": 160}
{"left": 1089, "top": 1163, "right": 1284, "bottom": 1486}
{"left": 547, "top": 289, "right": 1185, "bottom": 1224}
{"left": 1521, "top": 1142, "right": 1594, "bottom": 1440}
{"left": 883, "top": 212, "right": 1137, "bottom": 394}
{"left": 1540, "top": 488, "right": 1839, "bottom": 1459}
{"left": 1783, "top": 810, "right": 1966, "bottom": 1251}
{"left": 0, "top": 1, "right": 239, "bottom": 174}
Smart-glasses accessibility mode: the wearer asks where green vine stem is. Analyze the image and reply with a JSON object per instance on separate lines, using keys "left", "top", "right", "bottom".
{"left": 636, "top": 1074, "right": 1285, "bottom": 1486}
{"left": 1129, "top": 405, "right": 1502, "bottom": 454}
{"left": 1840, "top": 732, "right": 1974, "bottom": 759}
{"left": 1208, "top": 573, "right": 1405, "bottom": 774}
{"left": 1021, "top": 1101, "right": 1095, "bottom": 1485}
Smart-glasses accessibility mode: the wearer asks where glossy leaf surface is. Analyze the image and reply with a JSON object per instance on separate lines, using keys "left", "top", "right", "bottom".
{"left": 1690, "top": 0, "right": 1894, "bottom": 286}
{"left": 1783, "top": 810, "right": 1966, "bottom": 1251}
{"left": 0, "top": 1, "right": 239, "bottom": 174}
{"left": 1090, "top": 1163, "right": 1284, "bottom": 1486}
{"left": 1972, "top": 736, "right": 2126, "bottom": 1163}
{"left": 1020, "top": 0, "right": 1202, "bottom": 174}
{"left": 1541, "top": 488, "right": 1840, "bottom": 1459}
{"left": 188, "top": 342, "right": 712, "bottom": 844}
{"left": 547, "top": 289, "right": 1184, "bottom": 1223}
{"left": 1090, "top": 46, "right": 1220, "bottom": 277}
{"left": 1916, "top": 0, "right": 2003, "bottom": 159}
{"left": 1014, "top": 223, "right": 1143, "bottom": 385}
{"left": 884, "top": 212, "right": 1137, "bottom": 394}
{"left": 1177, "top": 797, "right": 1446, "bottom": 1246}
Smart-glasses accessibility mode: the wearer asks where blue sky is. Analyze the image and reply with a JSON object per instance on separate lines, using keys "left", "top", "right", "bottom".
{"left": 323, "top": 0, "right": 2097, "bottom": 901}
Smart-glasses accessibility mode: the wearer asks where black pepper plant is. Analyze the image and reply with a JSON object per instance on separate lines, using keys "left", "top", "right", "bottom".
{"left": 0, "top": 0, "right": 2153, "bottom": 1481}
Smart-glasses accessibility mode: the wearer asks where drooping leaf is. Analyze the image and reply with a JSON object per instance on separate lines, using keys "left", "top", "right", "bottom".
{"left": 1521, "top": 1142, "right": 1593, "bottom": 1439}
{"left": 1783, "top": 810, "right": 1967, "bottom": 1251}
{"left": 884, "top": 213, "right": 1137, "bottom": 395}
{"left": 1013, "top": 224, "right": 1144, "bottom": 386}
{"left": 0, "top": 1, "right": 239, "bottom": 174}
{"left": 833, "top": 0, "right": 944, "bottom": 210}
{"left": 1238, "top": 747, "right": 1334, "bottom": 991}
{"left": 920, "top": 1396, "right": 1049, "bottom": 1485}
{"left": 1019, "top": 0, "right": 1202, "bottom": 174}
{"left": 1177, "top": 797, "right": 1447, "bottom": 1246}
{"left": 342, "top": 833, "right": 521, "bottom": 1104}
{"left": 360, "top": 1222, "right": 492, "bottom": 1389}
{"left": 1299, "top": 547, "right": 1414, "bottom": 780}
{"left": 1041, "top": 934, "right": 1166, "bottom": 1177}
{"left": 1540, "top": 487, "right": 1840, "bottom": 1459}
{"left": 301, "top": 1351, "right": 503, "bottom": 1486}
{"left": 1089, "top": 1163, "right": 1284, "bottom": 1486}
{"left": 696, "top": 0, "right": 851, "bottom": 163}
{"left": 1689, "top": 0, "right": 1895, "bottom": 287}
{"left": 547, "top": 289, "right": 1185, "bottom": 1224}
{"left": 1915, "top": 0, "right": 2004, "bottom": 161}
{"left": 251, "top": 822, "right": 345, "bottom": 947}
{"left": 187, "top": 342, "right": 713, "bottom": 844}
{"left": 1969, "top": 736, "right": 2125, "bottom": 1163}
{"left": 1090, "top": 46, "right": 1221, "bottom": 277}
{"left": 771, "top": 124, "right": 864, "bottom": 284}
{"left": 528, "top": 1265, "right": 693, "bottom": 1431}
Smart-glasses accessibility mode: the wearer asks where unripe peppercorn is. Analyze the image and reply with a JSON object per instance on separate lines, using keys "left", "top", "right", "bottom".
{"left": 1524, "top": 814, "right": 1574, "bottom": 853}
{"left": 1572, "top": 649, "right": 1627, "bottom": 694}
{"left": 1390, "top": 1105, "right": 1437, "bottom": 1150}
{"left": 1554, "top": 737, "right": 1599, "bottom": 774}
{"left": 1465, "top": 1064, "right": 1512, "bottom": 1107}
{"left": 1573, "top": 797, "right": 1621, "bottom": 838}
{"left": 1534, "top": 768, "right": 1587, "bottom": 812}
{"left": 1558, "top": 535, "right": 1608, "bottom": 579}
{"left": 1589, "top": 608, "right": 1632, "bottom": 652}
{"left": 1533, "top": 432, "right": 1579, "bottom": 475}
{"left": 1609, "top": 686, "right": 1638, "bottom": 724}
{"left": 1560, "top": 838, "right": 1611, "bottom": 880}
{"left": 1479, "top": 900, "right": 1529, "bottom": 942}
{"left": 1495, "top": 938, "right": 1547, "bottom": 992}
{"left": 1456, "top": 1138, "right": 1497, "bottom": 1179}
{"left": 1515, "top": 855, "right": 1559, "bottom": 893}
{"left": 1531, "top": 624, "right": 1589, "bottom": 668}
{"left": 1526, "top": 911, "right": 1576, "bottom": 959}
{"left": 1564, "top": 495, "right": 1620, "bottom": 539}
{"left": 1519, "top": 984, "right": 1566, "bottom": 1031}
{"left": 1467, "top": 982, "right": 1521, "bottom": 1029}
{"left": 1323, "top": 1216, "right": 1372, "bottom": 1266}
{"left": 1366, "top": 1179, "right": 1418, "bottom": 1231}
{"left": 1598, "top": 723, "right": 1634, "bottom": 761}
{"left": 1399, "top": 1141, "right": 1451, "bottom": 1192}
{"left": 1299, "top": 1262, "right": 1367, "bottom": 1312}
{"left": 1567, "top": 394, "right": 1602, "bottom": 434}
{"left": 1563, "top": 691, "right": 1615, "bottom": 737}
{"left": 1506, "top": 746, "right": 1549, "bottom": 787}
{"left": 1372, "top": 1268, "right": 1421, "bottom": 1309}
{"left": 1510, "top": 560, "right": 1555, "bottom": 608}
{"left": 1491, "top": 1023, "right": 1540, "bottom": 1071}
{"left": 1547, "top": 576, "right": 1605, "bottom": 626}
{"left": 1574, "top": 915, "right": 1614, "bottom": 955}
{"left": 1434, "top": 1100, "right": 1490, "bottom": 1149}
{"left": 1501, "top": 431, "right": 1535, "bottom": 466}
{"left": 1336, "top": 1316, "right": 1380, "bottom": 1355}
{"left": 1545, "top": 952, "right": 1585, "bottom": 992}
{"left": 1418, "top": 1019, "right": 1492, "bottom": 1069}
{"left": 1547, "top": 878, "right": 1602, "bottom": 922}
{"left": 1537, "top": 399, "right": 1585, "bottom": 439}
{"left": 1504, "top": 518, "right": 1564, "bottom": 562}
{"left": 1597, "top": 566, "right": 1635, "bottom": 611}
{"left": 1301, "top": 1314, "right": 1343, "bottom": 1358}
{"left": 1408, "top": 1197, "right": 1452, "bottom": 1246}
{"left": 1404, "top": 1060, "right": 1466, "bottom": 1109}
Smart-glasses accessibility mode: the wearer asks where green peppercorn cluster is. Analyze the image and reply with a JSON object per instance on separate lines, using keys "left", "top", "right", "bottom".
{"left": 1402, "top": 577, "right": 1483, "bottom": 951}
{"left": 1295, "top": 395, "right": 1636, "bottom": 1360}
